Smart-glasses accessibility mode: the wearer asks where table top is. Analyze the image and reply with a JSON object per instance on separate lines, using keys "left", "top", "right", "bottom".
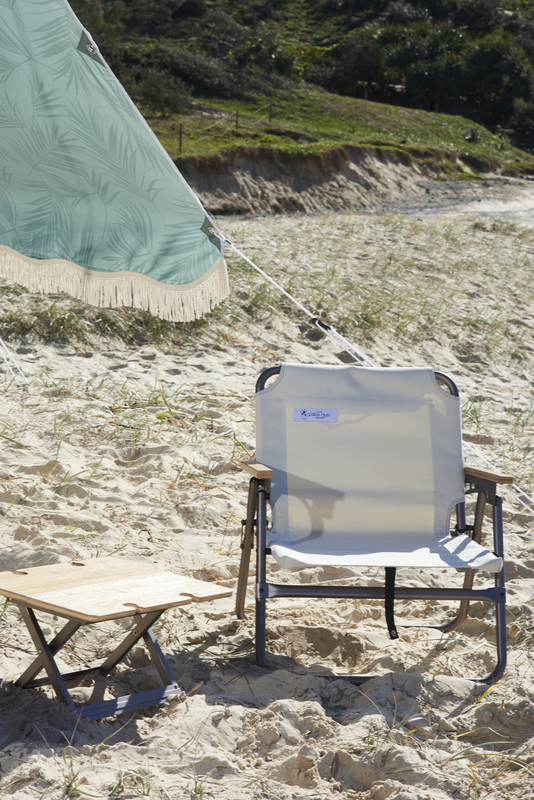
{"left": 0, "top": 558, "right": 232, "bottom": 622}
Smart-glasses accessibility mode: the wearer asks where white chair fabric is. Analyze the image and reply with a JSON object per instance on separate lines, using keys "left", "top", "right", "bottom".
{"left": 256, "top": 364, "right": 502, "bottom": 573}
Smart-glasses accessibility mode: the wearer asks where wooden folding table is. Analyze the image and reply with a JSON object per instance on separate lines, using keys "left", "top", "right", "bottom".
{"left": 0, "top": 558, "right": 231, "bottom": 720}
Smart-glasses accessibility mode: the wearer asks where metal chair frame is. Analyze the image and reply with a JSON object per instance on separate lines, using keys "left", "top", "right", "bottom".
{"left": 235, "top": 366, "right": 508, "bottom": 685}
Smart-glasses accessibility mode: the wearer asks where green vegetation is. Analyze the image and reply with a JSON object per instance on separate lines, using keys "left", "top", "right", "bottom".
{"left": 149, "top": 85, "right": 534, "bottom": 173}
{"left": 130, "top": 69, "right": 191, "bottom": 117}
{"left": 0, "top": 286, "right": 209, "bottom": 346}
{"left": 71, "top": 0, "right": 534, "bottom": 155}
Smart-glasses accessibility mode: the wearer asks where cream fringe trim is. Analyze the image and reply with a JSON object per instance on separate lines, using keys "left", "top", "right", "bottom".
{"left": 0, "top": 246, "right": 229, "bottom": 322}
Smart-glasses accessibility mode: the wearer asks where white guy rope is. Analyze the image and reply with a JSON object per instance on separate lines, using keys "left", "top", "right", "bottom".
{"left": 212, "top": 226, "right": 534, "bottom": 516}
{"left": 0, "top": 337, "right": 27, "bottom": 385}
{"left": 211, "top": 230, "right": 375, "bottom": 367}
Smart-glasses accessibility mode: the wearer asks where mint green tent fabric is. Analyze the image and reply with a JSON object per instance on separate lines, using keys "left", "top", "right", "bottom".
{"left": 0, "top": 0, "right": 228, "bottom": 321}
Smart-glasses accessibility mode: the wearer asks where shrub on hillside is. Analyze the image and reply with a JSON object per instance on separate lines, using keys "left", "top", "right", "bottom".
{"left": 509, "top": 98, "right": 534, "bottom": 148}
{"left": 379, "top": 21, "right": 462, "bottom": 75}
{"left": 233, "top": 33, "right": 302, "bottom": 79}
{"left": 463, "top": 33, "right": 534, "bottom": 120}
{"left": 309, "top": 31, "right": 386, "bottom": 94}
{"left": 130, "top": 69, "right": 191, "bottom": 118}
{"left": 407, "top": 0, "right": 456, "bottom": 22}
{"left": 174, "top": 0, "right": 206, "bottom": 18}
{"left": 383, "top": 2, "right": 428, "bottom": 24}
{"left": 452, "top": 0, "right": 500, "bottom": 34}
{"left": 120, "top": 44, "right": 285, "bottom": 99}
{"left": 404, "top": 51, "right": 464, "bottom": 109}
{"left": 69, "top": 0, "right": 104, "bottom": 31}
{"left": 502, "top": 13, "right": 534, "bottom": 63}
{"left": 401, "top": 27, "right": 534, "bottom": 120}
{"left": 120, "top": 0, "right": 206, "bottom": 35}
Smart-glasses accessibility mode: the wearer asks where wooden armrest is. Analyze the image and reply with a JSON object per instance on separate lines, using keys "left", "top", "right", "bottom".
{"left": 239, "top": 460, "right": 273, "bottom": 480}
{"left": 464, "top": 465, "right": 514, "bottom": 485}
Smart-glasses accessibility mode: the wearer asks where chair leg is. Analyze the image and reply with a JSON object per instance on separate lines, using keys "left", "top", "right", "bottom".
{"left": 483, "top": 495, "right": 507, "bottom": 683}
{"left": 384, "top": 567, "right": 399, "bottom": 639}
{"left": 236, "top": 478, "right": 258, "bottom": 620}
{"left": 456, "top": 493, "right": 506, "bottom": 684}
{"left": 437, "top": 490, "right": 486, "bottom": 633}
{"left": 486, "top": 593, "right": 507, "bottom": 684}
{"left": 255, "top": 485, "right": 268, "bottom": 666}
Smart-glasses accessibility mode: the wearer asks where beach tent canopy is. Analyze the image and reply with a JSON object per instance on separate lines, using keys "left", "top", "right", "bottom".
{"left": 0, "top": 0, "right": 227, "bottom": 321}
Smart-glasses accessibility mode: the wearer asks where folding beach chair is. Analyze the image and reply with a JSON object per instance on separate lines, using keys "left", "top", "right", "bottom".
{"left": 0, "top": 558, "right": 231, "bottom": 719}
{"left": 235, "top": 364, "right": 512, "bottom": 684}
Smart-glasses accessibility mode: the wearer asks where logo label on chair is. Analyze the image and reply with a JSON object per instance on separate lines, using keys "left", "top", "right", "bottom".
{"left": 293, "top": 408, "right": 338, "bottom": 422}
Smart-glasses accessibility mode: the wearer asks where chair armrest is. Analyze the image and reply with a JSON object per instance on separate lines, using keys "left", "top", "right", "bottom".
{"left": 464, "top": 465, "right": 514, "bottom": 485}
{"left": 239, "top": 460, "right": 273, "bottom": 480}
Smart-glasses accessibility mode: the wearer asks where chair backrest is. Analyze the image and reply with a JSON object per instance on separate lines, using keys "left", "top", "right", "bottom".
{"left": 256, "top": 365, "right": 465, "bottom": 546}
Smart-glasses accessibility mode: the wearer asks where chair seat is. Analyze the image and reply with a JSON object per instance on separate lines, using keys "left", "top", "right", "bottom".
{"left": 268, "top": 533, "right": 502, "bottom": 572}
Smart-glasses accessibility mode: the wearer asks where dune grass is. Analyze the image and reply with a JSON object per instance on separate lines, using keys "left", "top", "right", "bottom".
{"left": 2, "top": 213, "right": 534, "bottom": 362}
{"left": 0, "top": 286, "right": 208, "bottom": 347}
{"left": 2, "top": 212, "right": 534, "bottom": 490}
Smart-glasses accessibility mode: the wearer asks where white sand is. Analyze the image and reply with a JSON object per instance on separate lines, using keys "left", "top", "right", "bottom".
{"left": 0, "top": 210, "right": 533, "bottom": 799}
{"left": 384, "top": 176, "right": 534, "bottom": 226}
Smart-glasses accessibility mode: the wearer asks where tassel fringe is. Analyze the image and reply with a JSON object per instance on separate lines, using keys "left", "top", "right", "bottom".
{"left": 0, "top": 246, "right": 229, "bottom": 322}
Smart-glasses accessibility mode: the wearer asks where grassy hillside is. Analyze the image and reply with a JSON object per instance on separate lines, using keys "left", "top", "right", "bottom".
{"left": 73, "top": 0, "right": 534, "bottom": 147}
{"left": 150, "top": 84, "right": 534, "bottom": 175}
{"left": 70, "top": 0, "right": 534, "bottom": 170}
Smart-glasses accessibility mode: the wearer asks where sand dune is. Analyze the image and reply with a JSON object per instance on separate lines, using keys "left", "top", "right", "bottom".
{"left": 0, "top": 210, "right": 532, "bottom": 799}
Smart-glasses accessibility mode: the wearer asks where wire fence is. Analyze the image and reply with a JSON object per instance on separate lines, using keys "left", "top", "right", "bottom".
{"left": 176, "top": 101, "right": 280, "bottom": 153}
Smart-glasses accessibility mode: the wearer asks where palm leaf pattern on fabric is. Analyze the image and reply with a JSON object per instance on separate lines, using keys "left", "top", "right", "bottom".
{"left": 0, "top": 0, "right": 223, "bottom": 298}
